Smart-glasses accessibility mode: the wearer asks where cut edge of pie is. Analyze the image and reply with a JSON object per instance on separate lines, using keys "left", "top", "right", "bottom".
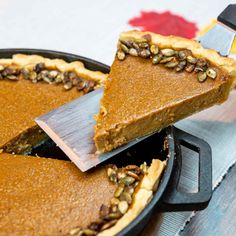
{"left": 94, "top": 30, "right": 236, "bottom": 153}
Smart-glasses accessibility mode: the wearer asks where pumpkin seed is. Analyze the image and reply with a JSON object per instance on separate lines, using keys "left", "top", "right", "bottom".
{"left": 161, "top": 49, "right": 175, "bottom": 57}
{"left": 198, "top": 72, "right": 207, "bottom": 82}
{"left": 34, "top": 63, "right": 45, "bottom": 73}
{"left": 0, "top": 65, "right": 5, "bottom": 72}
{"left": 160, "top": 56, "right": 174, "bottom": 64}
{"left": 118, "top": 201, "right": 129, "bottom": 214}
{"left": 72, "top": 77, "right": 82, "bottom": 86}
{"left": 139, "top": 49, "right": 151, "bottom": 58}
{"left": 176, "top": 61, "right": 186, "bottom": 72}
{"left": 140, "top": 162, "right": 148, "bottom": 174}
{"left": 83, "top": 228, "right": 97, "bottom": 236}
{"left": 131, "top": 42, "right": 140, "bottom": 49}
{"left": 117, "top": 172, "right": 126, "bottom": 180}
{"left": 186, "top": 55, "right": 197, "bottom": 64}
{"left": 120, "top": 176, "right": 135, "bottom": 186}
{"left": 69, "top": 227, "right": 82, "bottom": 236}
{"left": 111, "top": 197, "right": 120, "bottom": 205}
{"left": 150, "top": 45, "right": 159, "bottom": 55}
{"left": 105, "top": 212, "right": 121, "bottom": 220}
{"left": 178, "top": 51, "right": 187, "bottom": 61}
{"left": 117, "top": 50, "right": 126, "bottom": 61}
{"left": 164, "top": 61, "right": 178, "bottom": 68}
{"left": 21, "top": 68, "right": 30, "bottom": 79}
{"left": 107, "top": 167, "right": 117, "bottom": 183}
{"left": 120, "top": 192, "right": 132, "bottom": 204}
{"left": 152, "top": 54, "right": 162, "bottom": 64}
{"left": 29, "top": 71, "right": 37, "bottom": 80}
{"left": 77, "top": 80, "right": 86, "bottom": 91}
{"left": 121, "top": 44, "right": 129, "bottom": 53}
{"left": 99, "top": 204, "right": 110, "bottom": 218}
{"left": 119, "top": 40, "right": 132, "bottom": 48}
{"left": 129, "top": 48, "right": 138, "bottom": 56}
{"left": 139, "top": 42, "right": 149, "bottom": 48}
{"left": 100, "top": 220, "right": 118, "bottom": 231}
{"left": 111, "top": 205, "right": 118, "bottom": 213}
{"left": 64, "top": 81, "right": 73, "bottom": 90}
{"left": 114, "top": 184, "right": 124, "bottom": 198}
{"left": 6, "top": 75, "right": 18, "bottom": 80}
{"left": 126, "top": 171, "right": 140, "bottom": 180}
{"left": 125, "top": 165, "right": 139, "bottom": 171}
{"left": 206, "top": 68, "right": 217, "bottom": 79}
{"left": 83, "top": 81, "right": 95, "bottom": 93}
{"left": 185, "top": 64, "right": 195, "bottom": 73}
{"left": 124, "top": 186, "right": 134, "bottom": 195}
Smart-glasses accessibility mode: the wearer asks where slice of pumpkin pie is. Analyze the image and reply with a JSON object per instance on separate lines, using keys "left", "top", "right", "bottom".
{"left": 0, "top": 153, "right": 165, "bottom": 235}
{"left": 94, "top": 30, "right": 236, "bottom": 153}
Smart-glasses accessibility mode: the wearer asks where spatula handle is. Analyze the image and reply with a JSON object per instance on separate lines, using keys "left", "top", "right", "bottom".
{"left": 218, "top": 4, "right": 236, "bottom": 31}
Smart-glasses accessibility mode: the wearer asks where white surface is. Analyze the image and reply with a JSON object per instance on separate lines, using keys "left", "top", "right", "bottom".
{"left": 0, "top": 1, "right": 235, "bottom": 235}
{"left": 0, "top": 0, "right": 232, "bottom": 64}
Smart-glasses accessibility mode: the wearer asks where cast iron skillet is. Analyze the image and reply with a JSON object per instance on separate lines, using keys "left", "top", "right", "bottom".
{"left": 0, "top": 49, "right": 212, "bottom": 236}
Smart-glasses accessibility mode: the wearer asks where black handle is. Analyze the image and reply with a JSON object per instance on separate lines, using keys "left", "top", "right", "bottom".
{"left": 159, "top": 128, "right": 212, "bottom": 211}
{"left": 218, "top": 4, "right": 236, "bottom": 31}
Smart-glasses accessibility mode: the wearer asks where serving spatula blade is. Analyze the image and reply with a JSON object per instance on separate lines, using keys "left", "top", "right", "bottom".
{"left": 35, "top": 88, "right": 148, "bottom": 171}
{"left": 199, "top": 4, "right": 236, "bottom": 56}
{"left": 36, "top": 4, "right": 236, "bottom": 172}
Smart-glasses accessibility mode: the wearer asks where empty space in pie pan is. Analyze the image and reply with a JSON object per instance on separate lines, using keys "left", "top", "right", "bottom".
{"left": 0, "top": 49, "right": 213, "bottom": 236}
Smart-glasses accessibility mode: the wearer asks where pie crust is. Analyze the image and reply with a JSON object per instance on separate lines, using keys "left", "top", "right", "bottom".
{"left": 0, "top": 54, "right": 108, "bottom": 84}
{"left": 119, "top": 30, "right": 236, "bottom": 88}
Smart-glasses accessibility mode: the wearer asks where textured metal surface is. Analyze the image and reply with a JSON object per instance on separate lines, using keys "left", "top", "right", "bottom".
{"left": 199, "top": 23, "right": 235, "bottom": 56}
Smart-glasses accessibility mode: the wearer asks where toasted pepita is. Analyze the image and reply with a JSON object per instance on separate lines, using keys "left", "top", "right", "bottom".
{"left": 150, "top": 45, "right": 159, "bottom": 55}
{"left": 118, "top": 201, "right": 129, "bottom": 214}
{"left": 161, "top": 49, "right": 175, "bottom": 57}
{"left": 206, "top": 68, "right": 217, "bottom": 79}
{"left": 198, "top": 72, "right": 207, "bottom": 82}
{"left": 129, "top": 48, "right": 138, "bottom": 57}
{"left": 117, "top": 50, "right": 126, "bottom": 61}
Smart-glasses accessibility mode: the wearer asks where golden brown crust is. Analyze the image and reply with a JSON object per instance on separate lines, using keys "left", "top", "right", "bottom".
{"left": 0, "top": 54, "right": 108, "bottom": 84}
{"left": 120, "top": 30, "right": 236, "bottom": 88}
{"left": 98, "top": 159, "right": 166, "bottom": 236}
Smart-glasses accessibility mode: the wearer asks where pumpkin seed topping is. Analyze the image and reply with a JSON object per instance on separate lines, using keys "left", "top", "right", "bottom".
{"left": 121, "top": 44, "right": 129, "bottom": 53}
{"left": 117, "top": 50, "right": 126, "bottom": 61}
{"left": 116, "top": 40, "right": 218, "bottom": 83}
{"left": 206, "top": 68, "right": 217, "bottom": 79}
{"left": 150, "top": 45, "right": 159, "bottom": 55}
{"left": 139, "top": 49, "right": 151, "bottom": 58}
{"left": 129, "top": 48, "right": 138, "bottom": 57}
{"left": 186, "top": 55, "right": 197, "bottom": 64}
{"left": 165, "top": 61, "right": 178, "bottom": 68}
{"left": 198, "top": 72, "right": 207, "bottom": 82}
{"left": 161, "top": 48, "right": 175, "bottom": 57}
{"left": 118, "top": 201, "right": 129, "bottom": 214}
{"left": 160, "top": 56, "right": 174, "bottom": 64}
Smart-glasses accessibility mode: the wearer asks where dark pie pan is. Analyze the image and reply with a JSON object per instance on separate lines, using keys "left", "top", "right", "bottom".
{"left": 0, "top": 48, "right": 212, "bottom": 236}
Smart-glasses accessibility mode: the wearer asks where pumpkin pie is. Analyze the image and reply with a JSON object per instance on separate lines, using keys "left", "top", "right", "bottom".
{"left": 0, "top": 153, "right": 165, "bottom": 235}
{"left": 94, "top": 30, "right": 236, "bottom": 153}
{"left": 0, "top": 54, "right": 108, "bottom": 154}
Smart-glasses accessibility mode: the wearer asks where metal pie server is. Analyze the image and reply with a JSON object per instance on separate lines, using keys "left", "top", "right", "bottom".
{"left": 35, "top": 4, "right": 236, "bottom": 172}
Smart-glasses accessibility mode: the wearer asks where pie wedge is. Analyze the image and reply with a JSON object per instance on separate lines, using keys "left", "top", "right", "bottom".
{"left": 0, "top": 153, "right": 165, "bottom": 235}
{"left": 0, "top": 54, "right": 108, "bottom": 154}
{"left": 94, "top": 30, "right": 236, "bottom": 153}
